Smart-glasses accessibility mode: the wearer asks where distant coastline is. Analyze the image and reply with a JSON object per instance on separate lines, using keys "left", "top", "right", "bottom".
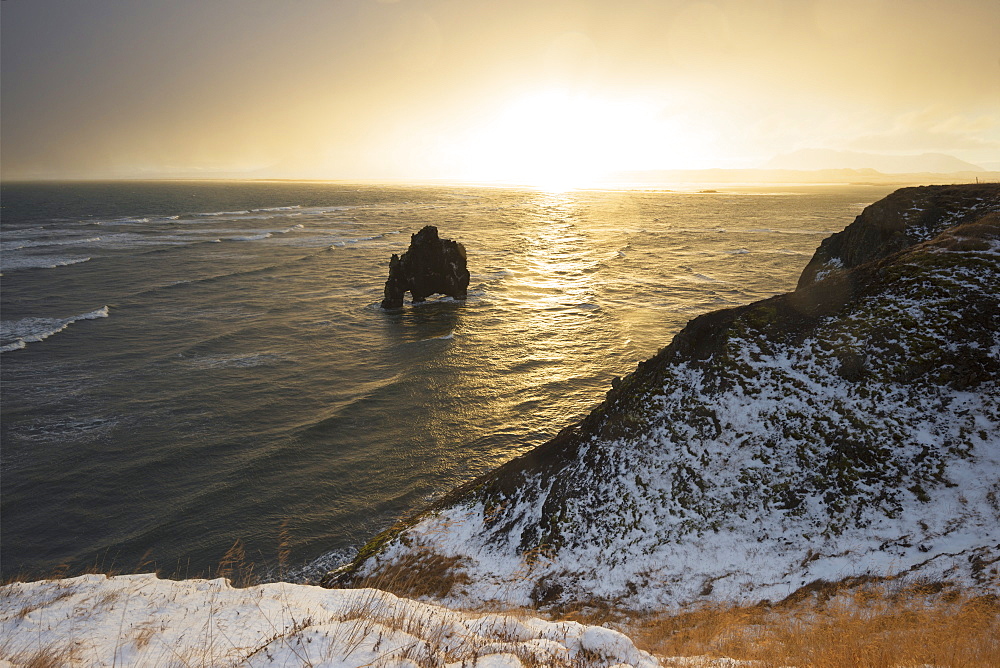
{"left": 5, "top": 169, "right": 997, "bottom": 191}
{"left": 603, "top": 167, "right": 1000, "bottom": 188}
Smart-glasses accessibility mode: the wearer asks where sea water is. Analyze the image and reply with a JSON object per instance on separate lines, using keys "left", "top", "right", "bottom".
{"left": 0, "top": 180, "right": 895, "bottom": 579}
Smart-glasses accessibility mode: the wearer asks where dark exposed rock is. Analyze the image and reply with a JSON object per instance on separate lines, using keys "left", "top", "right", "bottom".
{"left": 836, "top": 351, "right": 867, "bottom": 381}
{"left": 380, "top": 226, "right": 470, "bottom": 309}
{"left": 797, "top": 184, "right": 1000, "bottom": 288}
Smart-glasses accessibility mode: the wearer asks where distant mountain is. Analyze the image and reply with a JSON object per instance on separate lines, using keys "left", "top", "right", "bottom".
{"left": 765, "top": 149, "right": 985, "bottom": 174}
{"left": 328, "top": 184, "right": 1000, "bottom": 611}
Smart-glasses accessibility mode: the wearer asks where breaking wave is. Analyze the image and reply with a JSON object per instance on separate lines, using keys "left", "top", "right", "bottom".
{"left": 0, "top": 255, "right": 93, "bottom": 272}
{"left": 1, "top": 236, "right": 101, "bottom": 250}
{"left": 0, "top": 306, "right": 110, "bottom": 353}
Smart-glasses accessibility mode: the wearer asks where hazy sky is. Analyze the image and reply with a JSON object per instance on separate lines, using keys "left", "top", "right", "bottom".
{"left": 2, "top": 0, "right": 998, "bottom": 181}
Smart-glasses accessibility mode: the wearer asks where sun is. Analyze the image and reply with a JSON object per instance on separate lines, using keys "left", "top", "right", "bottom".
{"left": 454, "top": 89, "right": 681, "bottom": 190}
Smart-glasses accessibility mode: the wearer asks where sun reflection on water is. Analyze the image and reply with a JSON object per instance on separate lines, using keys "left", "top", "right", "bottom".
{"left": 502, "top": 191, "right": 605, "bottom": 390}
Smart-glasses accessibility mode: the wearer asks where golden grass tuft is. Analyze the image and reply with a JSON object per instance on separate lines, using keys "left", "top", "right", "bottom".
{"left": 215, "top": 538, "right": 256, "bottom": 587}
{"left": 633, "top": 579, "right": 1000, "bottom": 667}
{"left": 0, "top": 643, "right": 80, "bottom": 668}
{"left": 357, "top": 550, "right": 473, "bottom": 600}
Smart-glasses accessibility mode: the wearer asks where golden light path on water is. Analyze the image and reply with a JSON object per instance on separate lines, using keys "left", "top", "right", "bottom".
{"left": 490, "top": 191, "right": 607, "bottom": 418}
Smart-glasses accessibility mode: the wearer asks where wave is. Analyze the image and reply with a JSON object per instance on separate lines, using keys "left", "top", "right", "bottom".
{"left": 251, "top": 205, "right": 301, "bottom": 213}
{"left": 746, "top": 227, "right": 835, "bottom": 235}
{"left": 220, "top": 227, "right": 301, "bottom": 242}
{"left": 183, "top": 352, "right": 284, "bottom": 369}
{"left": 91, "top": 217, "right": 152, "bottom": 226}
{"left": 194, "top": 210, "right": 251, "bottom": 217}
{"left": 80, "top": 204, "right": 338, "bottom": 229}
{"left": 191, "top": 205, "right": 302, "bottom": 218}
{"left": 228, "top": 232, "right": 273, "bottom": 242}
{"left": 414, "top": 331, "right": 455, "bottom": 342}
{"left": 0, "top": 306, "right": 109, "bottom": 353}
{"left": 86, "top": 233, "right": 192, "bottom": 248}
{"left": 329, "top": 231, "right": 400, "bottom": 249}
{"left": 0, "top": 255, "right": 93, "bottom": 272}
{"left": 1, "top": 236, "right": 101, "bottom": 250}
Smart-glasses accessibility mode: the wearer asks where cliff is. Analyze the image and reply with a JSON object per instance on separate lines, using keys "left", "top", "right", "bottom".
{"left": 326, "top": 184, "right": 1000, "bottom": 611}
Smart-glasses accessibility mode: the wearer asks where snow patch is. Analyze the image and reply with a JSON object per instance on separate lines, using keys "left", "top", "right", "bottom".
{"left": 0, "top": 574, "right": 659, "bottom": 667}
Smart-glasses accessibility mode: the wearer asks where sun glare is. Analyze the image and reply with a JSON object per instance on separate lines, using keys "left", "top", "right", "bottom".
{"left": 456, "top": 90, "right": 680, "bottom": 190}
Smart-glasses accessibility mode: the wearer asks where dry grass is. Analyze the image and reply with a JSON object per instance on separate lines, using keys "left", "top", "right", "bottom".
{"left": 215, "top": 538, "right": 257, "bottom": 587}
{"left": 345, "top": 540, "right": 1000, "bottom": 666}
{"left": 0, "top": 642, "right": 81, "bottom": 668}
{"left": 356, "top": 550, "right": 473, "bottom": 600}
{"left": 326, "top": 589, "right": 598, "bottom": 668}
{"left": 632, "top": 579, "right": 1000, "bottom": 667}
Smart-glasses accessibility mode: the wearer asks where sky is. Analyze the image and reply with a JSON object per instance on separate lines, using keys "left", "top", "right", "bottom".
{"left": 2, "top": 0, "right": 999, "bottom": 183}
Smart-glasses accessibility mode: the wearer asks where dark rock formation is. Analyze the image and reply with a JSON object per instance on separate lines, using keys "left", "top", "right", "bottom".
{"left": 797, "top": 184, "right": 1000, "bottom": 288}
{"left": 380, "top": 226, "right": 470, "bottom": 309}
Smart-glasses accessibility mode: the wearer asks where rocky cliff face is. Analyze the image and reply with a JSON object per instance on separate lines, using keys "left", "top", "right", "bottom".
{"left": 329, "top": 185, "right": 1000, "bottom": 611}
{"left": 797, "top": 185, "right": 999, "bottom": 288}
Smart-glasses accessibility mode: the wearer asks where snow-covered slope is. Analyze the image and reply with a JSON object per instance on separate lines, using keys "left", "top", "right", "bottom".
{"left": 332, "top": 184, "right": 1000, "bottom": 611}
{"left": 0, "top": 574, "right": 658, "bottom": 667}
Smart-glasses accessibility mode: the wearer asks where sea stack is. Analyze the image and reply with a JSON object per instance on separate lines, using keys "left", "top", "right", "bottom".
{"left": 380, "top": 226, "right": 470, "bottom": 309}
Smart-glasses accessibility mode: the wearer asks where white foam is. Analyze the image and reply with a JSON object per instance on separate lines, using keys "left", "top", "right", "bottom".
{"left": 412, "top": 296, "right": 457, "bottom": 307}
{"left": 91, "top": 217, "right": 152, "bottom": 226}
{"left": 1, "top": 236, "right": 101, "bottom": 250}
{"left": 85, "top": 233, "right": 190, "bottom": 248}
{"left": 416, "top": 331, "right": 455, "bottom": 342}
{"left": 251, "top": 205, "right": 301, "bottom": 212}
{"left": 0, "top": 306, "right": 109, "bottom": 353}
{"left": 228, "top": 232, "right": 273, "bottom": 242}
{"left": 0, "top": 255, "right": 92, "bottom": 272}
{"left": 194, "top": 210, "right": 251, "bottom": 217}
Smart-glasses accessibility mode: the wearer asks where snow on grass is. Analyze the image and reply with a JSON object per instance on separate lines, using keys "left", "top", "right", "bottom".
{"left": 0, "top": 573, "right": 659, "bottom": 667}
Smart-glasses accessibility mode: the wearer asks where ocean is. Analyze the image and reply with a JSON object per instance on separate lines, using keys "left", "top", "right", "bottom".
{"left": 0, "top": 180, "right": 896, "bottom": 580}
